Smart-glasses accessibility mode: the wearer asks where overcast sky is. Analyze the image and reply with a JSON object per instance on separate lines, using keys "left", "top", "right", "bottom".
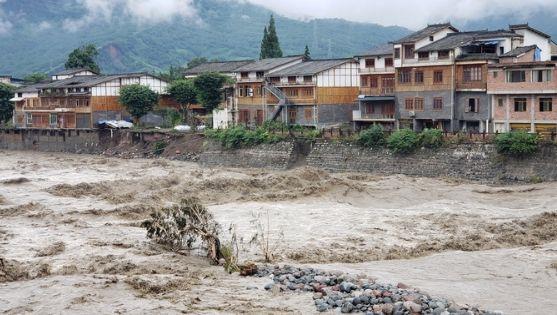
{"left": 244, "top": 0, "right": 557, "bottom": 29}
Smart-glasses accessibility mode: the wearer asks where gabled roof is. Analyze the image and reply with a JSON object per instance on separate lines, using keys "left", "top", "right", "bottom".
{"left": 455, "top": 53, "right": 499, "bottom": 62}
{"left": 15, "top": 82, "right": 49, "bottom": 93}
{"left": 355, "top": 44, "right": 393, "bottom": 57}
{"left": 54, "top": 68, "right": 99, "bottom": 76}
{"left": 184, "top": 60, "right": 254, "bottom": 76}
{"left": 391, "top": 23, "right": 458, "bottom": 44}
{"left": 40, "top": 72, "right": 166, "bottom": 89}
{"left": 488, "top": 61, "right": 556, "bottom": 69}
{"left": 267, "top": 58, "right": 356, "bottom": 77}
{"left": 416, "top": 30, "right": 521, "bottom": 52}
{"left": 501, "top": 45, "right": 538, "bottom": 58}
{"left": 234, "top": 56, "right": 304, "bottom": 72}
{"left": 509, "top": 23, "right": 551, "bottom": 39}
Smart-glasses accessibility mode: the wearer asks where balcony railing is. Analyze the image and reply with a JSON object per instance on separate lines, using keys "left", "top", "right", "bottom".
{"left": 359, "top": 67, "right": 395, "bottom": 74}
{"left": 353, "top": 110, "right": 395, "bottom": 121}
{"left": 403, "top": 56, "right": 454, "bottom": 64}
{"left": 359, "top": 86, "right": 395, "bottom": 96}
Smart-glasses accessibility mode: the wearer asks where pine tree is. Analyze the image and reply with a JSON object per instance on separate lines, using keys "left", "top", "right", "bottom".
{"left": 260, "top": 27, "right": 269, "bottom": 60}
{"left": 304, "top": 45, "right": 311, "bottom": 60}
{"left": 266, "top": 15, "right": 282, "bottom": 58}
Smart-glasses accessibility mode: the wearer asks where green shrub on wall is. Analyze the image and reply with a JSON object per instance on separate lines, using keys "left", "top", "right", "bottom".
{"left": 419, "top": 128, "right": 444, "bottom": 149}
{"left": 358, "top": 125, "right": 386, "bottom": 148}
{"left": 387, "top": 129, "right": 420, "bottom": 154}
{"left": 495, "top": 131, "right": 539, "bottom": 157}
{"left": 205, "top": 126, "right": 284, "bottom": 149}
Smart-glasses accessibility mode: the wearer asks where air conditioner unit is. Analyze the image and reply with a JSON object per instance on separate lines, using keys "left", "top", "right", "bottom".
{"left": 409, "top": 111, "right": 416, "bottom": 117}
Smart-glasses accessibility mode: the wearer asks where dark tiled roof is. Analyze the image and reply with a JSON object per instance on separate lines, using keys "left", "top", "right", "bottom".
{"left": 235, "top": 56, "right": 304, "bottom": 72}
{"left": 416, "top": 30, "right": 520, "bottom": 52}
{"left": 15, "top": 83, "right": 49, "bottom": 93}
{"left": 54, "top": 68, "right": 99, "bottom": 76}
{"left": 500, "top": 45, "right": 538, "bottom": 57}
{"left": 489, "top": 61, "right": 556, "bottom": 69}
{"left": 183, "top": 60, "right": 254, "bottom": 75}
{"left": 355, "top": 44, "right": 393, "bottom": 57}
{"left": 267, "top": 59, "right": 356, "bottom": 76}
{"left": 41, "top": 72, "right": 165, "bottom": 89}
{"left": 509, "top": 23, "right": 551, "bottom": 39}
{"left": 391, "top": 23, "right": 458, "bottom": 44}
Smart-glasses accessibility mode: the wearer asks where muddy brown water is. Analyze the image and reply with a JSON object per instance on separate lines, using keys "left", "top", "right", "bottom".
{"left": 0, "top": 150, "right": 556, "bottom": 314}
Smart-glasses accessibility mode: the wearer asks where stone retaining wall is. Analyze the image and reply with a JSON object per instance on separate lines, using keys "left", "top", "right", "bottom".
{"left": 306, "top": 140, "right": 557, "bottom": 183}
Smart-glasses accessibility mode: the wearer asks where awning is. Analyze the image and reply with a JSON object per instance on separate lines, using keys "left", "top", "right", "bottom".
{"left": 358, "top": 95, "right": 395, "bottom": 102}
{"left": 9, "top": 97, "right": 23, "bottom": 102}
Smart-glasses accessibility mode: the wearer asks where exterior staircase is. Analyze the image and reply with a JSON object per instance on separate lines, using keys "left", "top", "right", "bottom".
{"left": 265, "top": 84, "right": 289, "bottom": 121}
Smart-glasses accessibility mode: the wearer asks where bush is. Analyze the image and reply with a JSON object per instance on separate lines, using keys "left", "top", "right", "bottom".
{"left": 495, "top": 131, "right": 539, "bottom": 157}
{"left": 153, "top": 141, "right": 167, "bottom": 155}
{"left": 205, "top": 126, "right": 284, "bottom": 149}
{"left": 419, "top": 128, "right": 444, "bottom": 149}
{"left": 387, "top": 129, "right": 420, "bottom": 154}
{"left": 358, "top": 125, "right": 386, "bottom": 147}
{"left": 141, "top": 198, "right": 222, "bottom": 263}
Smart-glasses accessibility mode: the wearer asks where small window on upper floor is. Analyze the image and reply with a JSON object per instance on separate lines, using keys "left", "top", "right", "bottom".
{"left": 418, "top": 52, "right": 429, "bottom": 60}
{"left": 303, "top": 75, "right": 313, "bottom": 83}
{"left": 507, "top": 70, "right": 526, "bottom": 83}
{"left": 429, "top": 36, "right": 434, "bottom": 42}
{"left": 438, "top": 50, "right": 450, "bottom": 59}
{"left": 288, "top": 76, "right": 297, "bottom": 84}
{"left": 269, "top": 76, "right": 280, "bottom": 83}
{"left": 241, "top": 72, "right": 248, "bottom": 79}
{"left": 17, "top": 93, "right": 22, "bottom": 98}
{"left": 394, "top": 48, "right": 401, "bottom": 59}
{"left": 365, "top": 58, "right": 375, "bottom": 68}
{"left": 499, "top": 47, "right": 504, "bottom": 55}
{"left": 385, "top": 58, "right": 394, "bottom": 67}
{"left": 256, "top": 71, "right": 264, "bottom": 79}
{"left": 533, "top": 70, "right": 552, "bottom": 82}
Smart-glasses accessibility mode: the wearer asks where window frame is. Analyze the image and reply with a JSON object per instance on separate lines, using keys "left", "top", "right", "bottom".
{"left": 433, "top": 70, "right": 443, "bottom": 84}
{"left": 414, "top": 98, "right": 424, "bottom": 111}
{"left": 414, "top": 71, "right": 424, "bottom": 84}
{"left": 433, "top": 97, "right": 443, "bottom": 111}
{"left": 514, "top": 98, "right": 527, "bottom": 112}
{"left": 365, "top": 58, "right": 375, "bottom": 68}
{"left": 540, "top": 98, "right": 553, "bottom": 112}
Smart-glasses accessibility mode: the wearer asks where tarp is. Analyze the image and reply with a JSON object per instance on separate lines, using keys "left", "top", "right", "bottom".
{"left": 97, "top": 120, "right": 133, "bottom": 129}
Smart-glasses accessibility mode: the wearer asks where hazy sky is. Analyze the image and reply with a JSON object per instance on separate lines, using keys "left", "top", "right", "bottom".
{"left": 2, "top": 0, "right": 557, "bottom": 34}
{"left": 244, "top": 0, "right": 557, "bottom": 29}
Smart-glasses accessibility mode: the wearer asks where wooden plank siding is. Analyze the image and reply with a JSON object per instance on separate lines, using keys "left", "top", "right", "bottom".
{"left": 316, "top": 87, "right": 359, "bottom": 104}
{"left": 455, "top": 63, "right": 488, "bottom": 91}
{"left": 395, "top": 66, "right": 453, "bottom": 92}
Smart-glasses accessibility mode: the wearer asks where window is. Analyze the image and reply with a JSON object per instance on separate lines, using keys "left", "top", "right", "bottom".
{"left": 404, "top": 44, "right": 415, "bottom": 59}
{"left": 418, "top": 52, "right": 429, "bottom": 60}
{"left": 286, "top": 88, "right": 298, "bottom": 97}
{"left": 533, "top": 70, "right": 552, "bottom": 82}
{"left": 405, "top": 98, "right": 414, "bottom": 110}
{"left": 303, "top": 75, "right": 313, "bottom": 83}
{"left": 288, "top": 108, "right": 297, "bottom": 124}
{"left": 399, "top": 69, "right": 412, "bottom": 83}
{"left": 365, "top": 58, "right": 375, "bottom": 68}
{"left": 414, "top": 71, "right": 424, "bottom": 84}
{"left": 238, "top": 86, "right": 244, "bottom": 97}
{"left": 361, "top": 76, "right": 369, "bottom": 87}
{"left": 240, "top": 72, "right": 248, "bottom": 79}
{"left": 493, "top": 71, "right": 498, "bottom": 79}
{"left": 255, "top": 87, "right": 262, "bottom": 96}
{"left": 414, "top": 98, "right": 424, "bottom": 111}
{"left": 507, "top": 70, "right": 526, "bottom": 83}
{"left": 498, "top": 98, "right": 504, "bottom": 107}
{"left": 288, "top": 76, "right": 297, "bottom": 84}
{"left": 302, "top": 88, "right": 313, "bottom": 96}
{"left": 433, "top": 98, "right": 443, "bottom": 110}
{"left": 26, "top": 113, "right": 32, "bottom": 126}
{"left": 394, "top": 48, "right": 401, "bottom": 59}
{"left": 370, "top": 77, "right": 378, "bottom": 88}
{"left": 499, "top": 47, "right": 504, "bottom": 55}
{"left": 385, "top": 58, "right": 394, "bottom": 67}
{"left": 17, "top": 93, "right": 22, "bottom": 98}
{"left": 514, "top": 98, "right": 527, "bottom": 112}
{"left": 429, "top": 36, "right": 434, "bottom": 42}
{"left": 256, "top": 71, "right": 264, "bottom": 79}
{"left": 434, "top": 71, "right": 443, "bottom": 84}
{"left": 540, "top": 98, "right": 553, "bottom": 112}
{"left": 463, "top": 66, "right": 482, "bottom": 82}
{"left": 304, "top": 108, "right": 313, "bottom": 121}
{"left": 239, "top": 110, "right": 250, "bottom": 124}
{"left": 438, "top": 50, "right": 450, "bottom": 59}
{"left": 466, "top": 98, "right": 479, "bottom": 113}
{"left": 270, "top": 76, "right": 280, "bottom": 83}
{"left": 49, "top": 113, "right": 57, "bottom": 126}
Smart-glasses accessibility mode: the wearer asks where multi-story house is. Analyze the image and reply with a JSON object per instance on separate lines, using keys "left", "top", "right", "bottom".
{"left": 414, "top": 30, "right": 522, "bottom": 132}
{"left": 0, "top": 75, "right": 25, "bottom": 87}
{"left": 11, "top": 71, "right": 171, "bottom": 129}
{"left": 352, "top": 45, "right": 396, "bottom": 130}
{"left": 392, "top": 23, "right": 459, "bottom": 131}
{"left": 183, "top": 60, "right": 254, "bottom": 128}
{"left": 233, "top": 56, "right": 304, "bottom": 126}
{"left": 265, "top": 58, "right": 360, "bottom": 127}
{"left": 488, "top": 48, "right": 557, "bottom": 134}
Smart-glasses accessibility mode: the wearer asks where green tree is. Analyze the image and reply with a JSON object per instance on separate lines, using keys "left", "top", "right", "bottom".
{"left": 304, "top": 45, "right": 311, "bottom": 60}
{"left": 167, "top": 79, "right": 197, "bottom": 122}
{"left": 259, "top": 15, "right": 282, "bottom": 59}
{"left": 187, "top": 57, "right": 208, "bottom": 69}
{"left": 0, "top": 83, "right": 15, "bottom": 124}
{"left": 260, "top": 26, "right": 269, "bottom": 59}
{"left": 193, "top": 72, "right": 229, "bottom": 111}
{"left": 23, "top": 72, "right": 48, "bottom": 84}
{"left": 119, "top": 84, "right": 159, "bottom": 124}
{"left": 267, "top": 15, "right": 283, "bottom": 58}
{"left": 65, "top": 44, "right": 100, "bottom": 73}
{"left": 159, "top": 66, "right": 185, "bottom": 83}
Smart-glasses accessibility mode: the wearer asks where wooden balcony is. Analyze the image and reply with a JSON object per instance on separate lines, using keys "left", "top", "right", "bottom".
{"left": 359, "top": 86, "right": 395, "bottom": 96}
{"left": 359, "top": 67, "right": 395, "bottom": 74}
{"left": 353, "top": 110, "right": 395, "bottom": 121}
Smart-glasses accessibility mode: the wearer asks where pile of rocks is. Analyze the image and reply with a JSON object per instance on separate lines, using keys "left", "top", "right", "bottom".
{"left": 255, "top": 265, "right": 501, "bottom": 315}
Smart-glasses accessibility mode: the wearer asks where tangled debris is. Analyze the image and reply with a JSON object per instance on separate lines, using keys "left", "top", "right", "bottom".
{"left": 254, "top": 265, "right": 502, "bottom": 314}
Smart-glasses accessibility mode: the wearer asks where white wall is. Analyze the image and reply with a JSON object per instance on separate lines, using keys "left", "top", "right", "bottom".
{"left": 514, "top": 29, "right": 552, "bottom": 61}
{"left": 91, "top": 75, "right": 167, "bottom": 96}
{"left": 316, "top": 62, "right": 360, "bottom": 87}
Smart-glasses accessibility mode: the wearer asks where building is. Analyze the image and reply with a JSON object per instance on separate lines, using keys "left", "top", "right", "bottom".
{"left": 11, "top": 71, "right": 171, "bottom": 129}
{"left": 353, "top": 45, "right": 396, "bottom": 130}
{"left": 183, "top": 60, "right": 254, "bottom": 129}
{"left": 51, "top": 68, "right": 98, "bottom": 81}
{"left": 234, "top": 56, "right": 304, "bottom": 126}
{"left": 0, "top": 75, "right": 25, "bottom": 87}
{"left": 265, "top": 58, "right": 360, "bottom": 127}
{"left": 392, "top": 23, "right": 459, "bottom": 131}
